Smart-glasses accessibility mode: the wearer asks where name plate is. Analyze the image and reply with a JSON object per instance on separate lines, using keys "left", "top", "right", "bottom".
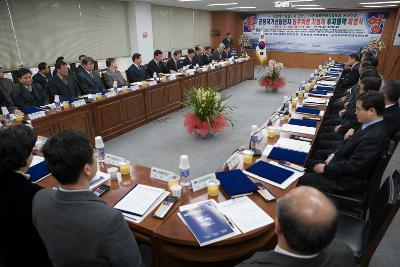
{"left": 191, "top": 173, "right": 216, "bottom": 192}
{"left": 210, "top": 65, "right": 215, "bottom": 70}
{"left": 224, "top": 152, "right": 241, "bottom": 170}
{"left": 150, "top": 167, "right": 176, "bottom": 182}
{"left": 72, "top": 99, "right": 86, "bottom": 107}
{"left": 105, "top": 91, "right": 117, "bottom": 98}
{"left": 104, "top": 154, "right": 126, "bottom": 166}
{"left": 169, "top": 75, "right": 176, "bottom": 81}
{"left": 28, "top": 111, "right": 46, "bottom": 120}
{"left": 149, "top": 81, "right": 157, "bottom": 86}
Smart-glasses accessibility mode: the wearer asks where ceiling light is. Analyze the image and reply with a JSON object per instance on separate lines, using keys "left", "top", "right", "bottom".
{"left": 207, "top": 3, "right": 238, "bottom": 6}
{"left": 177, "top": 0, "right": 204, "bottom": 2}
{"left": 363, "top": 4, "right": 398, "bottom": 7}
{"left": 291, "top": 4, "right": 321, "bottom": 7}
{"left": 227, "top": 6, "right": 257, "bottom": 9}
{"left": 359, "top": 1, "right": 400, "bottom": 4}
{"left": 296, "top": 7, "right": 326, "bottom": 9}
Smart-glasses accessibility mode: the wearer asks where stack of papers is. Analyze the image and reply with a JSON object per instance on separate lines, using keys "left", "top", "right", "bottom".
{"left": 303, "top": 97, "right": 328, "bottom": 105}
{"left": 317, "top": 80, "right": 336, "bottom": 86}
{"left": 114, "top": 184, "right": 169, "bottom": 223}
{"left": 281, "top": 124, "right": 316, "bottom": 135}
{"left": 89, "top": 171, "right": 110, "bottom": 189}
{"left": 275, "top": 137, "right": 311, "bottom": 153}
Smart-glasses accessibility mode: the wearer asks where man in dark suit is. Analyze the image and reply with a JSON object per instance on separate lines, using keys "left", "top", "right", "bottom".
{"left": 33, "top": 129, "right": 147, "bottom": 267}
{"left": 0, "top": 125, "right": 51, "bottom": 267}
{"left": 222, "top": 46, "right": 231, "bottom": 59}
{"left": 336, "top": 53, "right": 360, "bottom": 91}
{"left": 126, "top": 53, "right": 149, "bottom": 83}
{"left": 146, "top": 50, "right": 168, "bottom": 77}
{"left": 193, "top": 46, "right": 205, "bottom": 66}
{"left": 212, "top": 43, "right": 225, "bottom": 61}
{"left": 166, "top": 50, "right": 183, "bottom": 73}
{"left": 182, "top": 49, "right": 196, "bottom": 68}
{"left": 299, "top": 91, "right": 389, "bottom": 196}
{"left": 222, "top": 32, "right": 234, "bottom": 47}
{"left": 53, "top": 56, "right": 65, "bottom": 76}
{"left": 76, "top": 55, "right": 87, "bottom": 73}
{"left": 77, "top": 57, "right": 105, "bottom": 94}
{"left": 236, "top": 186, "right": 355, "bottom": 267}
{"left": 11, "top": 68, "right": 49, "bottom": 109}
{"left": 33, "top": 62, "right": 51, "bottom": 98}
{"left": 0, "top": 89, "right": 14, "bottom": 113}
{"left": 0, "top": 66, "right": 16, "bottom": 103}
{"left": 102, "top": 58, "right": 129, "bottom": 88}
{"left": 203, "top": 46, "right": 213, "bottom": 65}
{"left": 380, "top": 79, "right": 400, "bottom": 138}
{"left": 48, "top": 61, "right": 81, "bottom": 101}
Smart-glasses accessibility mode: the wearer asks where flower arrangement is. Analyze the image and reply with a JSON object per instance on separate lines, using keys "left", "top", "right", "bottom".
{"left": 183, "top": 87, "right": 234, "bottom": 138}
{"left": 237, "top": 34, "right": 251, "bottom": 57}
{"left": 259, "top": 60, "right": 286, "bottom": 92}
{"left": 368, "top": 37, "right": 385, "bottom": 55}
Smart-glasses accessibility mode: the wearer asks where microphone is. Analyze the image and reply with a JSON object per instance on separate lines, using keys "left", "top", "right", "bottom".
{"left": 248, "top": 111, "right": 283, "bottom": 157}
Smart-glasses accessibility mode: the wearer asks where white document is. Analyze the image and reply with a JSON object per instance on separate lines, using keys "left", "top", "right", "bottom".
{"left": 317, "top": 80, "right": 336, "bottom": 86}
{"left": 303, "top": 97, "right": 327, "bottom": 105}
{"left": 281, "top": 124, "right": 316, "bottom": 135}
{"left": 275, "top": 137, "right": 311, "bottom": 153}
{"left": 114, "top": 184, "right": 165, "bottom": 216}
{"left": 30, "top": 155, "right": 44, "bottom": 167}
{"left": 218, "top": 196, "right": 274, "bottom": 233}
{"left": 225, "top": 152, "right": 242, "bottom": 170}
{"left": 89, "top": 171, "right": 110, "bottom": 190}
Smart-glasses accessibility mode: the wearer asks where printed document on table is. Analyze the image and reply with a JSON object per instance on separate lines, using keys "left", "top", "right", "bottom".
{"left": 281, "top": 124, "right": 316, "bottom": 135}
{"left": 303, "top": 97, "right": 328, "bottom": 105}
{"left": 275, "top": 137, "right": 311, "bottom": 153}
{"left": 218, "top": 196, "right": 274, "bottom": 233}
{"left": 114, "top": 184, "right": 165, "bottom": 216}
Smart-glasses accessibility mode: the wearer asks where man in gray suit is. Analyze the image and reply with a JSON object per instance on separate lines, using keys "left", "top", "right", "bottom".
{"left": 32, "top": 129, "right": 146, "bottom": 267}
{"left": 236, "top": 186, "right": 355, "bottom": 267}
{"left": 102, "top": 58, "right": 129, "bottom": 88}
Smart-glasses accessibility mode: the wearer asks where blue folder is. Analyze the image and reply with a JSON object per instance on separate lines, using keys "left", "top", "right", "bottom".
{"left": 245, "top": 161, "right": 294, "bottom": 185}
{"left": 309, "top": 90, "right": 328, "bottom": 95}
{"left": 27, "top": 161, "right": 50, "bottom": 183}
{"left": 267, "top": 147, "right": 308, "bottom": 166}
{"left": 215, "top": 169, "right": 258, "bottom": 198}
{"left": 289, "top": 118, "right": 317, "bottom": 128}
{"left": 22, "top": 107, "right": 43, "bottom": 114}
{"left": 333, "top": 63, "right": 345, "bottom": 67}
{"left": 315, "top": 85, "right": 334, "bottom": 91}
{"left": 295, "top": 107, "right": 320, "bottom": 115}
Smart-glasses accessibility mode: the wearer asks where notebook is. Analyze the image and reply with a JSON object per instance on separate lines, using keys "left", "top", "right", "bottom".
{"left": 295, "top": 107, "right": 321, "bottom": 115}
{"left": 28, "top": 156, "right": 50, "bottom": 183}
{"left": 289, "top": 118, "right": 317, "bottom": 128}
{"left": 267, "top": 147, "right": 308, "bottom": 166}
{"left": 243, "top": 161, "right": 294, "bottom": 185}
{"left": 215, "top": 169, "right": 258, "bottom": 198}
{"left": 309, "top": 90, "right": 327, "bottom": 95}
{"left": 22, "top": 107, "right": 43, "bottom": 114}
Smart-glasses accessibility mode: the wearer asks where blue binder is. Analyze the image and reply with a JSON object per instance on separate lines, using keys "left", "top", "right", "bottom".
{"left": 22, "top": 107, "right": 43, "bottom": 114}
{"left": 315, "top": 85, "right": 334, "bottom": 91}
{"left": 216, "top": 169, "right": 258, "bottom": 198}
{"left": 309, "top": 90, "right": 328, "bottom": 95}
{"left": 295, "top": 107, "right": 320, "bottom": 115}
{"left": 289, "top": 118, "right": 317, "bottom": 128}
{"left": 267, "top": 147, "right": 308, "bottom": 166}
{"left": 27, "top": 161, "right": 50, "bottom": 183}
{"left": 245, "top": 161, "right": 294, "bottom": 185}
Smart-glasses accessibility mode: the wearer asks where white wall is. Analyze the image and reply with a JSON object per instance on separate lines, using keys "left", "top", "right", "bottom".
{"left": 127, "top": 1, "right": 154, "bottom": 63}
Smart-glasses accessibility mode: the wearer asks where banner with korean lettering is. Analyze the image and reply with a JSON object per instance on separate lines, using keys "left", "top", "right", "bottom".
{"left": 243, "top": 12, "right": 385, "bottom": 54}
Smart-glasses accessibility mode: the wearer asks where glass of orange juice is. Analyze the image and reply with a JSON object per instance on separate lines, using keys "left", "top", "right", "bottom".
{"left": 63, "top": 101, "right": 70, "bottom": 109}
{"left": 291, "top": 98, "right": 298, "bottom": 109}
{"left": 207, "top": 179, "right": 220, "bottom": 197}
{"left": 119, "top": 160, "right": 132, "bottom": 186}
{"left": 242, "top": 150, "right": 254, "bottom": 165}
{"left": 267, "top": 127, "right": 276, "bottom": 139}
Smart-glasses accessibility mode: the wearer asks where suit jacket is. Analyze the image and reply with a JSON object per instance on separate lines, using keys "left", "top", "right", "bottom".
{"left": 236, "top": 240, "right": 355, "bottom": 267}
{"left": 337, "top": 62, "right": 360, "bottom": 90}
{"left": 211, "top": 50, "right": 224, "bottom": 61}
{"left": 146, "top": 59, "right": 168, "bottom": 77}
{"left": 0, "top": 77, "right": 16, "bottom": 103}
{"left": 126, "top": 64, "right": 148, "bottom": 83}
{"left": 182, "top": 56, "right": 195, "bottom": 68}
{"left": 324, "top": 120, "right": 389, "bottom": 194}
{"left": 0, "top": 171, "right": 50, "bottom": 267}
{"left": 102, "top": 69, "right": 128, "bottom": 88}
{"left": 11, "top": 83, "right": 49, "bottom": 109}
{"left": 76, "top": 64, "right": 85, "bottom": 73}
{"left": 32, "top": 189, "right": 145, "bottom": 267}
{"left": 0, "top": 89, "right": 13, "bottom": 112}
{"left": 48, "top": 74, "right": 81, "bottom": 101}
{"left": 222, "top": 38, "right": 234, "bottom": 47}
{"left": 222, "top": 50, "right": 230, "bottom": 59}
{"left": 193, "top": 54, "right": 205, "bottom": 66}
{"left": 383, "top": 103, "right": 400, "bottom": 139}
{"left": 33, "top": 72, "right": 51, "bottom": 91}
{"left": 78, "top": 70, "right": 105, "bottom": 94}
{"left": 165, "top": 58, "right": 183, "bottom": 73}
{"left": 203, "top": 54, "right": 212, "bottom": 65}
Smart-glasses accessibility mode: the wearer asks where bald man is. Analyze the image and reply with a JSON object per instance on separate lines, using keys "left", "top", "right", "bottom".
{"left": 236, "top": 186, "right": 355, "bottom": 267}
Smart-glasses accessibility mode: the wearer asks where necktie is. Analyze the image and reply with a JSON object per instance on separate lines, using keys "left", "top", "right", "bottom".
{"left": 89, "top": 72, "right": 94, "bottom": 79}
{"left": 62, "top": 78, "right": 67, "bottom": 86}
{"left": 26, "top": 86, "right": 32, "bottom": 92}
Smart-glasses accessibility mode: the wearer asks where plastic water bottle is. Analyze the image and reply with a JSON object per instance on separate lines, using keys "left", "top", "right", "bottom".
{"left": 95, "top": 136, "right": 105, "bottom": 162}
{"left": 153, "top": 72, "right": 158, "bottom": 81}
{"left": 250, "top": 124, "right": 259, "bottom": 148}
{"left": 283, "top": 96, "right": 290, "bottom": 112}
{"left": 1, "top": 106, "right": 11, "bottom": 125}
{"left": 179, "top": 155, "right": 191, "bottom": 188}
{"left": 54, "top": 95, "right": 61, "bottom": 111}
{"left": 113, "top": 80, "right": 118, "bottom": 91}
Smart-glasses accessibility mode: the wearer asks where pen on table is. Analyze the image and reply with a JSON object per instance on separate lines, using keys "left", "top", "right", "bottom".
{"left": 223, "top": 215, "right": 235, "bottom": 229}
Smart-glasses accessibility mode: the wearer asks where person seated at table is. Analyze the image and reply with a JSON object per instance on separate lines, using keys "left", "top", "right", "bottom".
{"left": 32, "top": 129, "right": 147, "bottom": 267}
{"left": 212, "top": 43, "right": 225, "bottom": 61}
{"left": 203, "top": 46, "right": 213, "bottom": 64}
{"left": 193, "top": 46, "right": 205, "bottom": 66}
{"left": 77, "top": 57, "right": 105, "bottom": 94}
{"left": 299, "top": 91, "right": 389, "bottom": 196}
{"left": 182, "top": 49, "right": 196, "bottom": 68}
{"left": 48, "top": 61, "right": 81, "bottom": 101}
{"left": 76, "top": 54, "right": 87, "bottom": 73}
{"left": 222, "top": 32, "right": 234, "bottom": 47}
{"left": 146, "top": 49, "right": 168, "bottom": 78}
{"left": 222, "top": 45, "right": 231, "bottom": 59}
{"left": 236, "top": 186, "right": 355, "bottom": 267}
{"left": 11, "top": 68, "right": 49, "bottom": 110}
{"left": 0, "top": 66, "right": 16, "bottom": 104}
{"left": 0, "top": 89, "right": 14, "bottom": 113}
{"left": 53, "top": 56, "right": 66, "bottom": 76}
{"left": 0, "top": 125, "right": 51, "bottom": 267}
{"left": 102, "top": 58, "right": 129, "bottom": 88}
{"left": 166, "top": 50, "right": 183, "bottom": 73}
{"left": 33, "top": 62, "right": 51, "bottom": 96}
{"left": 126, "top": 53, "right": 149, "bottom": 83}
{"left": 335, "top": 54, "right": 360, "bottom": 92}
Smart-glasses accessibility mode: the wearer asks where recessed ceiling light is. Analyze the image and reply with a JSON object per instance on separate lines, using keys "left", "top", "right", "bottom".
{"left": 359, "top": 1, "right": 400, "bottom": 4}
{"left": 291, "top": 4, "right": 321, "bottom": 7}
{"left": 296, "top": 7, "right": 326, "bottom": 9}
{"left": 227, "top": 6, "right": 257, "bottom": 9}
{"left": 177, "top": 0, "right": 204, "bottom": 2}
{"left": 363, "top": 4, "right": 398, "bottom": 7}
{"left": 207, "top": 3, "right": 238, "bottom": 6}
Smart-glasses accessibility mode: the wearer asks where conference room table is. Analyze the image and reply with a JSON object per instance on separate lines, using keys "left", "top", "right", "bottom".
{"left": 36, "top": 61, "right": 335, "bottom": 267}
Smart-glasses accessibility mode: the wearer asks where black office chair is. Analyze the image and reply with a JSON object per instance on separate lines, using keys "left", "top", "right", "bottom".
{"left": 334, "top": 170, "right": 400, "bottom": 267}
{"left": 326, "top": 130, "right": 400, "bottom": 218}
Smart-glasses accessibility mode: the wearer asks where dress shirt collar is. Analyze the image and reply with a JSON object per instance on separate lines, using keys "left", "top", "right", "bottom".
{"left": 39, "top": 72, "right": 47, "bottom": 78}
{"left": 362, "top": 117, "right": 383, "bottom": 130}
{"left": 58, "top": 186, "right": 91, "bottom": 192}
{"left": 86, "top": 69, "right": 93, "bottom": 76}
{"left": 385, "top": 103, "right": 395, "bottom": 108}
{"left": 274, "top": 245, "right": 319, "bottom": 259}
{"left": 133, "top": 63, "right": 140, "bottom": 69}
{"left": 25, "top": 85, "right": 33, "bottom": 92}
{"left": 14, "top": 170, "right": 30, "bottom": 180}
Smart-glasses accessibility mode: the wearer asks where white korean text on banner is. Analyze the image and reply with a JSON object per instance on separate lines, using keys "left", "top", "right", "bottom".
{"left": 243, "top": 12, "right": 386, "bottom": 54}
